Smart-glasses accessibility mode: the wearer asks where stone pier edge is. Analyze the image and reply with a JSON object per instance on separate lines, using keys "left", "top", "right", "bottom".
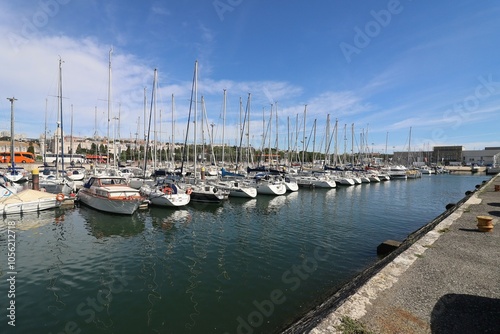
{"left": 281, "top": 176, "right": 494, "bottom": 334}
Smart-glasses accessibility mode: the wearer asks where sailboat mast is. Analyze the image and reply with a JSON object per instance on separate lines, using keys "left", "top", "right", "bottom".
{"left": 153, "top": 69, "right": 158, "bottom": 170}
{"left": 385, "top": 131, "right": 388, "bottom": 165}
{"left": 143, "top": 87, "right": 147, "bottom": 165}
{"left": 59, "top": 56, "right": 65, "bottom": 173}
{"left": 107, "top": 47, "right": 112, "bottom": 169}
{"left": 351, "top": 123, "right": 355, "bottom": 166}
{"left": 246, "top": 93, "right": 251, "bottom": 167}
{"left": 334, "top": 118, "right": 338, "bottom": 166}
{"left": 325, "top": 114, "right": 330, "bottom": 166}
{"left": 222, "top": 89, "right": 226, "bottom": 167}
{"left": 171, "top": 93, "right": 175, "bottom": 166}
{"left": 301, "top": 105, "right": 307, "bottom": 171}
{"left": 43, "top": 98, "right": 48, "bottom": 165}
{"left": 408, "top": 126, "right": 412, "bottom": 166}
{"left": 70, "top": 104, "right": 74, "bottom": 161}
{"left": 194, "top": 60, "right": 198, "bottom": 181}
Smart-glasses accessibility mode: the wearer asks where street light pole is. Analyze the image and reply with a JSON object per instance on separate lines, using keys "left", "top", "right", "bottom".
{"left": 7, "top": 97, "right": 17, "bottom": 170}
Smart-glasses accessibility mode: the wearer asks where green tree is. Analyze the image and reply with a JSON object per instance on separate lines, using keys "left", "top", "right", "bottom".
{"left": 27, "top": 142, "right": 35, "bottom": 155}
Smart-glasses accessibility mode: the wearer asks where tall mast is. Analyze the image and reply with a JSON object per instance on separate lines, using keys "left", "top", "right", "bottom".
{"left": 70, "top": 104, "right": 74, "bottom": 161}
{"left": 43, "top": 98, "right": 48, "bottom": 165}
{"left": 107, "top": 47, "right": 112, "bottom": 168}
{"left": 325, "top": 114, "right": 330, "bottom": 166}
{"left": 153, "top": 68, "right": 158, "bottom": 170}
{"left": 301, "top": 105, "right": 307, "bottom": 171}
{"left": 408, "top": 126, "right": 412, "bottom": 166}
{"left": 143, "top": 87, "right": 147, "bottom": 164}
{"left": 351, "top": 123, "right": 355, "bottom": 166}
{"left": 194, "top": 60, "right": 198, "bottom": 180}
{"left": 171, "top": 93, "right": 175, "bottom": 166}
{"left": 246, "top": 93, "right": 251, "bottom": 167}
{"left": 384, "top": 131, "right": 388, "bottom": 165}
{"left": 222, "top": 89, "right": 226, "bottom": 167}
{"left": 333, "top": 118, "right": 338, "bottom": 166}
{"left": 58, "top": 56, "right": 65, "bottom": 173}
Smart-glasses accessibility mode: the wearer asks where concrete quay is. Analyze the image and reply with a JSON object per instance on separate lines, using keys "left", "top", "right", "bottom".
{"left": 284, "top": 174, "right": 500, "bottom": 334}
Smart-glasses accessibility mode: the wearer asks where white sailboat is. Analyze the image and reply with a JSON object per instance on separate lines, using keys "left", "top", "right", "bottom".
{"left": 213, "top": 91, "right": 257, "bottom": 199}
{"left": 0, "top": 97, "right": 64, "bottom": 215}
{"left": 39, "top": 57, "right": 79, "bottom": 195}
{"left": 139, "top": 69, "right": 191, "bottom": 207}
{"left": 180, "top": 60, "right": 228, "bottom": 203}
{"left": 140, "top": 179, "right": 190, "bottom": 207}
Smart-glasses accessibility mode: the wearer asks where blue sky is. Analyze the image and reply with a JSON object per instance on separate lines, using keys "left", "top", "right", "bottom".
{"left": 0, "top": 0, "right": 499, "bottom": 154}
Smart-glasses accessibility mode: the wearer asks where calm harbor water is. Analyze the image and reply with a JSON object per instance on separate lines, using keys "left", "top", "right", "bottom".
{"left": 0, "top": 173, "right": 490, "bottom": 334}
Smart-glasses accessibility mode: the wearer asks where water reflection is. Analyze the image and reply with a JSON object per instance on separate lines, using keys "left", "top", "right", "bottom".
{"left": 0, "top": 209, "right": 68, "bottom": 231}
{"left": 259, "top": 195, "right": 287, "bottom": 214}
{"left": 149, "top": 208, "right": 192, "bottom": 231}
{"left": 79, "top": 207, "right": 144, "bottom": 238}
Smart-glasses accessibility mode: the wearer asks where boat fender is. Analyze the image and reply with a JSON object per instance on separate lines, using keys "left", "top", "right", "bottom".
{"left": 445, "top": 203, "right": 455, "bottom": 210}
{"left": 185, "top": 188, "right": 193, "bottom": 195}
{"left": 465, "top": 190, "right": 472, "bottom": 196}
{"left": 56, "top": 193, "right": 65, "bottom": 202}
{"left": 213, "top": 187, "right": 218, "bottom": 193}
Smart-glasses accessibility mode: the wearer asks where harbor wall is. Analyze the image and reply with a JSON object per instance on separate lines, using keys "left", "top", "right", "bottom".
{"left": 281, "top": 175, "right": 496, "bottom": 333}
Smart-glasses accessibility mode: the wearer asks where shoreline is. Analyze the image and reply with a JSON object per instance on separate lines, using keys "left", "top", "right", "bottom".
{"left": 282, "top": 174, "right": 499, "bottom": 333}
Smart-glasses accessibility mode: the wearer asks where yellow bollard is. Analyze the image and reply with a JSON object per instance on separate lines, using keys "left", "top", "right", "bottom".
{"left": 32, "top": 167, "right": 40, "bottom": 191}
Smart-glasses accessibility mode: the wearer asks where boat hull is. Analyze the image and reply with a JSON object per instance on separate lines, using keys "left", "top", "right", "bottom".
{"left": 77, "top": 190, "right": 143, "bottom": 214}
{"left": 0, "top": 190, "right": 62, "bottom": 215}
{"left": 148, "top": 192, "right": 190, "bottom": 207}
{"left": 256, "top": 182, "right": 286, "bottom": 195}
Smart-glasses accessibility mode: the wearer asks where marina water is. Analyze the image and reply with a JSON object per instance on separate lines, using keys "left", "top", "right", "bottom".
{"left": 0, "top": 173, "right": 489, "bottom": 333}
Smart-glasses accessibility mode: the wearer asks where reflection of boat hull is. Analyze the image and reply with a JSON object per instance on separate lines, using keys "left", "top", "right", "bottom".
{"left": 79, "top": 206, "right": 144, "bottom": 238}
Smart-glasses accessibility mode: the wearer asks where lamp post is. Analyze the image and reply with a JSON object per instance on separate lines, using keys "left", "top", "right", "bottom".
{"left": 7, "top": 97, "right": 17, "bottom": 170}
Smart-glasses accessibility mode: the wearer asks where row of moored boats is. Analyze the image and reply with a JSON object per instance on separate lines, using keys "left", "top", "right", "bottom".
{"left": 0, "top": 164, "right": 435, "bottom": 216}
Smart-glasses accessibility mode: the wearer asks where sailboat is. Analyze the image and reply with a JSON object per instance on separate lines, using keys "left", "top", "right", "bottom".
{"left": 39, "top": 57, "right": 79, "bottom": 195}
{"left": 0, "top": 97, "right": 65, "bottom": 215}
{"left": 178, "top": 61, "right": 228, "bottom": 203}
{"left": 139, "top": 69, "right": 190, "bottom": 207}
{"left": 213, "top": 90, "right": 257, "bottom": 198}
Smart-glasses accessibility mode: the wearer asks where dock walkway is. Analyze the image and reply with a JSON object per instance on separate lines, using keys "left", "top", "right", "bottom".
{"left": 287, "top": 175, "right": 500, "bottom": 334}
